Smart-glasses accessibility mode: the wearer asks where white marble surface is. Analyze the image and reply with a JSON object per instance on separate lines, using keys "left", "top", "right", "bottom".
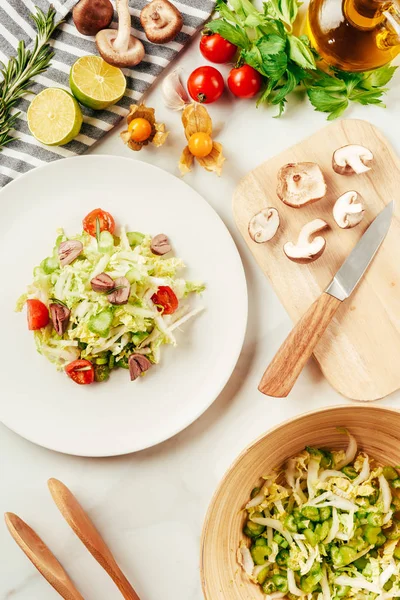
{"left": 2, "top": 30, "right": 400, "bottom": 600}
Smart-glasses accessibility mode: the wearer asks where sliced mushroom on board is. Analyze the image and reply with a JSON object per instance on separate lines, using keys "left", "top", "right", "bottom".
{"left": 277, "top": 162, "right": 327, "bottom": 208}
{"left": 332, "top": 145, "right": 373, "bottom": 175}
{"left": 284, "top": 219, "right": 329, "bottom": 263}
{"left": 140, "top": 0, "right": 183, "bottom": 44}
{"left": 333, "top": 191, "right": 365, "bottom": 229}
{"left": 248, "top": 208, "right": 280, "bottom": 243}
{"left": 96, "top": 0, "right": 145, "bottom": 67}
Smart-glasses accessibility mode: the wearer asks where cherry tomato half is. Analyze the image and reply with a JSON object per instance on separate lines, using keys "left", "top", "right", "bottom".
{"left": 65, "top": 359, "right": 95, "bottom": 385}
{"left": 200, "top": 33, "right": 237, "bottom": 64}
{"left": 27, "top": 298, "right": 49, "bottom": 330}
{"left": 187, "top": 66, "right": 224, "bottom": 104}
{"left": 83, "top": 209, "right": 115, "bottom": 238}
{"left": 151, "top": 286, "right": 178, "bottom": 315}
{"left": 128, "top": 118, "right": 152, "bottom": 142}
{"left": 188, "top": 132, "right": 213, "bottom": 158}
{"left": 227, "top": 64, "right": 262, "bottom": 99}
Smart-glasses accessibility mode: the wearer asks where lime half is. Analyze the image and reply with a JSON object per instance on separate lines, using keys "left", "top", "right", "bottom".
{"left": 27, "top": 88, "right": 83, "bottom": 146}
{"left": 70, "top": 55, "right": 126, "bottom": 110}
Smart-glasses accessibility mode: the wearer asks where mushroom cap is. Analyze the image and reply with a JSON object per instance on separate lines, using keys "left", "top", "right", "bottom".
{"left": 248, "top": 207, "right": 280, "bottom": 243}
{"left": 332, "top": 145, "right": 373, "bottom": 176}
{"left": 333, "top": 190, "right": 365, "bottom": 229}
{"left": 284, "top": 218, "right": 328, "bottom": 263}
{"left": 140, "top": 0, "right": 183, "bottom": 44}
{"left": 277, "top": 162, "right": 327, "bottom": 208}
{"left": 96, "top": 29, "right": 145, "bottom": 67}
{"left": 72, "top": 0, "right": 114, "bottom": 36}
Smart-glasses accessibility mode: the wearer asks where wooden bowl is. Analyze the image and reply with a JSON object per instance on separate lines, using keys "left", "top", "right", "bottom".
{"left": 201, "top": 405, "right": 400, "bottom": 600}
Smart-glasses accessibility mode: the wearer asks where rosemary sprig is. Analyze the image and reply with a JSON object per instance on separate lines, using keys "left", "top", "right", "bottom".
{"left": 0, "top": 6, "right": 62, "bottom": 150}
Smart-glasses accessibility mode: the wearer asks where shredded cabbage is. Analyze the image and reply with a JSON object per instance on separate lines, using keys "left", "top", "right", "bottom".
{"left": 239, "top": 430, "right": 400, "bottom": 599}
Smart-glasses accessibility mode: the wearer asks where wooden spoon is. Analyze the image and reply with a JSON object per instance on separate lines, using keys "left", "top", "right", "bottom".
{"left": 4, "top": 512, "right": 84, "bottom": 600}
{"left": 48, "top": 479, "right": 140, "bottom": 600}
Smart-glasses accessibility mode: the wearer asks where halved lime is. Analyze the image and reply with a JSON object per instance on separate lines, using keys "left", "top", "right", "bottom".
{"left": 70, "top": 55, "right": 127, "bottom": 110}
{"left": 27, "top": 88, "right": 83, "bottom": 146}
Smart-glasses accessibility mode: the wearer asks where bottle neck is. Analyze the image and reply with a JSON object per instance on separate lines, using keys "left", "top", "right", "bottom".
{"left": 344, "top": 0, "right": 400, "bottom": 47}
{"left": 344, "top": 0, "right": 388, "bottom": 30}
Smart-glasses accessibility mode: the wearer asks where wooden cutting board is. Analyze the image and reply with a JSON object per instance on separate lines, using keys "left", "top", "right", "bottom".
{"left": 233, "top": 119, "right": 400, "bottom": 401}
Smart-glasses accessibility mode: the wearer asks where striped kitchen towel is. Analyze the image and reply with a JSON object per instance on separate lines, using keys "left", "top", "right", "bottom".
{"left": 0, "top": 0, "right": 215, "bottom": 188}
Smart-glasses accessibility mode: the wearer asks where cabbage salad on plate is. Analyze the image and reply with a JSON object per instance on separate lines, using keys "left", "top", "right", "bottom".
{"left": 17, "top": 208, "right": 205, "bottom": 385}
{"left": 240, "top": 430, "right": 400, "bottom": 600}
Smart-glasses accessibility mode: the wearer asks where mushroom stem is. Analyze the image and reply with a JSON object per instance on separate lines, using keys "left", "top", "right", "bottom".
{"left": 113, "top": 0, "right": 132, "bottom": 53}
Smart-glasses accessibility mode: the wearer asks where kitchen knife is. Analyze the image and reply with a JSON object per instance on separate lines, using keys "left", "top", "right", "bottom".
{"left": 258, "top": 201, "right": 394, "bottom": 397}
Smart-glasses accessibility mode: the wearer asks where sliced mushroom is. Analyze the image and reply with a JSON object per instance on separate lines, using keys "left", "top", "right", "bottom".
{"left": 107, "top": 276, "right": 131, "bottom": 305}
{"left": 96, "top": 0, "right": 145, "bottom": 68}
{"left": 140, "top": 0, "right": 183, "bottom": 44}
{"left": 283, "top": 219, "right": 329, "bottom": 263}
{"left": 49, "top": 303, "right": 71, "bottom": 336}
{"left": 72, "top": 0, "right": 114, "bottom": 36}
{"left": 248, "top": 208, "right": 280, "bottom": 243}
{"left": 333, "top": 191, "right": 365, "bottom": 229}
{"left": 332, "top": 145, "right": 373, "bottom": 175}
{"left": 58, "top": 240, "right": 83, "bottom": 266}
{"left": 277, "top": 162, "right": 327, "bottom": 208}
{"left": 91, "top": 272, "right": 115, "bottom": 293}
{"left": 129, "top": 353, "right": 152, "bottom": 381}
{"left": 151, "top": 233, "right": 171, "bottom": 255}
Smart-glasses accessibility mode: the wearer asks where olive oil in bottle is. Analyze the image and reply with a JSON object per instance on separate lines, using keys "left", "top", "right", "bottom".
{"left": 307, "top": 0, "right": 400, "bottom": 71}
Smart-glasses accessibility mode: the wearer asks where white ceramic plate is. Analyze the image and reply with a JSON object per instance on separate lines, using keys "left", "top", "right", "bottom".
{"left": 0, "top": 156, "right": 247, "bottom": 457}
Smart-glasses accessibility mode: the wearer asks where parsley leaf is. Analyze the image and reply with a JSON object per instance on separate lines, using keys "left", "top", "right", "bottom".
{"left": 287, "top": 35, "right": 316, "bottom": 70}
{"left": 256, "top": 34, "right": 286, "bottom": 56}
{"left": 305, "top": 64, "right": 397, "bottom": 118}
{"left": 266, "top": 0, "right": 300, "bottom": 27}
{"left": 361, "top": 65, "right": 397, "bottom": 89}
{"left": 207, "top": 18, "right": 250, "bottom": 49}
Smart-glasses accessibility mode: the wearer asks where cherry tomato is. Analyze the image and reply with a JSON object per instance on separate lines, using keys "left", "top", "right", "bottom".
{"left": 83, "top": 209, "right": 115, "bottom": 237}
{"left": 227, "top": 64, "right": 262, "bottom": 99}
{"left": 188, "top": 132, "right": 213, "bottom": 158}
{"left": 65, "top": 359, "right": 95, "bottom": 385}
{"left": 128, "top": 118, "right": 152, "bottom": 142}
{"left": 27, "top": 299, "right": 49, "bottom": 330}
{"left": 187, "top": 66, "right": 224, "bottom": 104}
{"left": 151, "top": 286, "right": 178, "bottom": 315}
{"left": 200, "top": 33, "right": 237, "bottom": 64}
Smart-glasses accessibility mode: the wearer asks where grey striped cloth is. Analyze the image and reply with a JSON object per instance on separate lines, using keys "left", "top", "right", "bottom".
{"left": 0, "top": 0, "right": 215, "bottom": 188}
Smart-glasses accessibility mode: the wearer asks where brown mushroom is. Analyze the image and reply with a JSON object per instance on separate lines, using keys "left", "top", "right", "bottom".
{"left": 140, "top": 0, "right": 183, "bottom": 44}
{"left": 248, "top": 208, "right": 280, "bottom": 243}
{"left": 277, "top": 162, "right": 327, "bottom": 208}
{"left": 49, "top": 303, "right": 71, "bottom": 336}
{"left": 91, "top": 272, "right": 115, "bottom": 293}
{"left": 151, "top": 233, "right": 171, "bottom": 255}
{"left": 96, "top": 0, "right": 145, "bottom": 68}
{"left": 333, "top": 191, "right": 365, "bottom": 229}
{"left": 72, "top": 0, "right": 114, "bottom": 36}
{"left": 332, "top": 145, "right": 373, "bottom": 176}
{"left": 129, "top": 353, "right": 152, "bottom": 381}
{"left": 283, "top": 219, "right": 329, "bottom": 263}
{"left": 58, "top": 240, "right": 83, "bottom": 266}
{"left": 107, "top": 276, "right": 131, "bottom": 305}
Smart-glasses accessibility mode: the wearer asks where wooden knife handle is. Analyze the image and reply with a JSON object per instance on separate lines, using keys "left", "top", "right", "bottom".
{"left": 258, "top": 292, "right": 341, "bottom": 397}
{"left": 5, "top": 513, "right": 84, "bottom": 600}
{"left": 48, "top": 479, "right": 140, "bottom": 600}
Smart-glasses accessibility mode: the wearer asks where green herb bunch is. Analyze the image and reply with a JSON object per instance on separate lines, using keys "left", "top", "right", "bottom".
{"left": 208, "top": 0, "right": 397, "bottom": 118}
{"left": 0, "top": 6, "right": 62, "bottom": 151}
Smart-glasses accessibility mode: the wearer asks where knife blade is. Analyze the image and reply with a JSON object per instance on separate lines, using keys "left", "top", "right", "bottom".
{"left": 258, "top": 201, "right": 394, "bottom": 397}
{"left": 325, "top": 200, "right": 394, "bottom": 301}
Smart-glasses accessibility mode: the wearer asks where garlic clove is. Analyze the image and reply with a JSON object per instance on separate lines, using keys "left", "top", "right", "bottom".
{"left": 162, "top": 69, "right": 189, "bottom": 111}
